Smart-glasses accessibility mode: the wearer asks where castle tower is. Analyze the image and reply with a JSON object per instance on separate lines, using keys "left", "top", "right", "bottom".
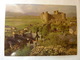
{"left": 54, "top": 10, "right": 59, "bottom": 14}
{"left": 40, "top": 12, "right": 44, "bottom": 20}
{"left": 45, "top": 11, "right": 49, "bottom": 21}
{"left": 41, "top": 11, "right": 50, "bottom": 24}
{"left": 61, "top": 13, "right": 66, "bottom": 19}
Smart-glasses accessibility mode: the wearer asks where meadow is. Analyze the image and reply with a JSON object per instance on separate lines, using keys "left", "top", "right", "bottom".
{"left": 5, "top": 16, "right": 42, "bottom": 30}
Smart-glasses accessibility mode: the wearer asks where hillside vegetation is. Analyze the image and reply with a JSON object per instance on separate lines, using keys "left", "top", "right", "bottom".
{"left": 5, "top": 12, "right": 77, "bottom": 56}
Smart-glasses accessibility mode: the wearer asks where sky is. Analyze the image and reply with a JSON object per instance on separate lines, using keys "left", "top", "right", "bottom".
{"left": 6, "top": 4, "right": 76, "bottom": 16}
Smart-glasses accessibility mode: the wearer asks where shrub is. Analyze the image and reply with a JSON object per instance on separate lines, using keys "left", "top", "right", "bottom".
{"left": 5, "top": 49, "right": 14, "bottom": 56}
{"left": 39, "top": 32, "right": 67, "bottom": 47}
{"left": 30, "top": 45, "right": 77, "bottom": 56}
{"left": 16, "top": 46, "right": 32, "bottom": 56}
{"left": 66, "top": 48, "right": 77, "bottom": 55}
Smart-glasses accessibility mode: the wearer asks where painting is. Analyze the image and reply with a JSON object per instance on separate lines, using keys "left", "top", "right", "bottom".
{"left": 5, "top": 4, "right": 77, "bottom": 56}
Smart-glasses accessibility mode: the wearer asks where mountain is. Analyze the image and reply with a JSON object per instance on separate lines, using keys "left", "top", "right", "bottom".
{"left": 6, "top": 11, "right": 40, "bottom": 17}
{"left": 6, "top": 11, "right": 76, "bottom": 18}
{"left": 5, "top": 12, "right": 25, "bottom": 17}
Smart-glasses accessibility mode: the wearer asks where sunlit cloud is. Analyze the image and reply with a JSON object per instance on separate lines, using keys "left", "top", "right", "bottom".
{"left": 6, "top": 4, "right": 76, "bottom": 16}
{"left": 6, "top": 4, "right": 24, "bottom": 13}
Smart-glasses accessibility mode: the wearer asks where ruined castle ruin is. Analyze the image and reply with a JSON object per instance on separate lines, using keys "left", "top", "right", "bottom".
{"left": 40, "top": 10, "right": 66, "bottom": 24}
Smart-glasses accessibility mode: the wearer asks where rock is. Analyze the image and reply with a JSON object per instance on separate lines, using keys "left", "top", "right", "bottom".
{"left": 11, "top": 52, "right": 16, "bottom": 56}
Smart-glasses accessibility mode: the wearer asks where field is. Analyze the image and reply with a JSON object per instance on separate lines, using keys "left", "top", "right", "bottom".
{"left": 5, "top": 16, "right": 42, "bottom": 30}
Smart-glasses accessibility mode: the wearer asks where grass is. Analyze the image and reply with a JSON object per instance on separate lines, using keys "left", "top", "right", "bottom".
{"left": 5, "top": 16, "right": 42, "bottom": 30}
{"left": 16, "top": 46, "right": 32, "bottom": 56}
{"left": 5, "top": 15, "right": 77, "bottom": 56}
{"left": 5, "top": 16, "right": 42, "bottom": 36}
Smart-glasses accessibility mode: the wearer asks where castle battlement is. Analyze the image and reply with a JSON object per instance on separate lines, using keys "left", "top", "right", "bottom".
{"left": 40, "top": 10, "right": 66, "bottom": 24}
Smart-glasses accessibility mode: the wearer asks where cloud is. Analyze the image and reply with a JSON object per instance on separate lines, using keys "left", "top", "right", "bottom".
{"left": 6, "top": 4, "right": 24, "bottom": 13}
{"left": 6, "top": 4, "right": 76, "bottom": 16}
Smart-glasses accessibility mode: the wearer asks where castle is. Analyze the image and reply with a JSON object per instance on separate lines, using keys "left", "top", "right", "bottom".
{"left": 40, "top": 10, "right": 77, "bottom": 35}
{"left": 40, "top": 10, "right": 66, "bottom": 24}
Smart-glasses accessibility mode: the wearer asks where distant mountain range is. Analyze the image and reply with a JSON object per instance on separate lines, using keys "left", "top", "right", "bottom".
{"left": 6, "top": 11, "right": 76, "bottom": 18}
{"left": 6, "top": 12, "right": 40, "bottom": 17}
{"left": 6, "top": 12, "right": 26, "bottom": 17}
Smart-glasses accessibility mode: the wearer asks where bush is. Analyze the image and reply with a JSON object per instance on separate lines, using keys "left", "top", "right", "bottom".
{"left": 16, "top": 46, "right": 32, "bottom": 56}
{"left": 5, "top": 49, "right": 14, "bottom": 56}
{"left": 66, "top": 48, "right": 77, "bottom": 55}
{"left": 30, "top": 45, "right": 77, "bottom": 56}
{"left": 39, "top": 32, "right": 67, "bottom": 47}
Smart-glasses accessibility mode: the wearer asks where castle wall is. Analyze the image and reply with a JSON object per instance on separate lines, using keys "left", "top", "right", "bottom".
{"left": 40, "top": 10, "right": 66, "bottom": 24}
{"left": 41, "top": 12, "right": 53, "bottom": 23}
